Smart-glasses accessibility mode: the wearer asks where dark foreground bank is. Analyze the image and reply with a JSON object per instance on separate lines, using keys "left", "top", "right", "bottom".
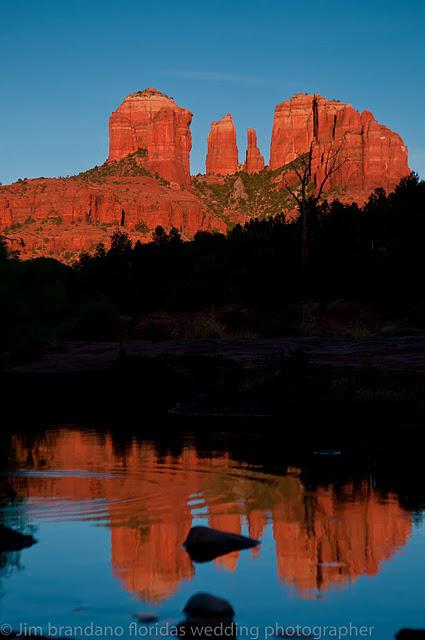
{"left": 2, "top": 174, "right": 425, "bottom": 366}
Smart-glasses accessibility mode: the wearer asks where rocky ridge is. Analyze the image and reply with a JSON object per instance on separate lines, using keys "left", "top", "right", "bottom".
{"left": 0, "top": 88, "right": 410, "bottom": 260}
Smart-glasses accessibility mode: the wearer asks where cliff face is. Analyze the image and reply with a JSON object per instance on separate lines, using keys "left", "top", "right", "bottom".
{"left": 0, "top": 89, "right": 410, "bottom": 260}
{"left": 269, "top": 93, "right": 409, "bottom": 199}
{"left": 245, "top": 128, "right": 265, "bottom": 173}
{"left": 0, "top": 174, "right": 225, "bottom": 260}
{"left": 206, "top": 113, "right": 239, "bottom": 176}
{"left": 108, "top": 88, "right": 192, "bottom": 187}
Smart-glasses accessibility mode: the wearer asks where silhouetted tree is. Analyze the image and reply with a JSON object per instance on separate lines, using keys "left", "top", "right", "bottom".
{"left": 94, "top": 242, "right": 106, "bottom": 259}
{"left": 285, "top": 143, "right": 347, "bottom": 268}
{"left": 0, "top": 237, "right": 8, "bottom": 262}
{"left": 108, "top": 230, "right": 132, "bottom": 257}
{"left": 152, "top": 225, "right": 168, "bottom": 245}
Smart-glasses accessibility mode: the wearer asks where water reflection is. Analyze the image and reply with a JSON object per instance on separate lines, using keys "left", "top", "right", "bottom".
{"left": 1, "top": 428, "right": 412, "bottom": 603}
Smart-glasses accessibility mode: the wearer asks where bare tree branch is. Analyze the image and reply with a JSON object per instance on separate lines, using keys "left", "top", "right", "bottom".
{"left": 285, "top": 183, "right": 302, "bottom": 205}
{"left": 283, "top": 142, "right": 347, "bottom": 269}
{"left": 315, "top": 145, "right": 348, "bottom": 200}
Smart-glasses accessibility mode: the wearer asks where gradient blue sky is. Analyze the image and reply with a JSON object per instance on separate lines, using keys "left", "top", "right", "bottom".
{"left": 1, "top": 0, "right": 424, "bottom": 185}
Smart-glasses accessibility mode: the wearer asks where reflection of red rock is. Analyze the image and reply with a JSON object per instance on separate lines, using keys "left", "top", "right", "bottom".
{"left": 11, "top": 431, "right": 412, "bottom": 602}
{"left": 206, "top": 114, "right": 238, "bottom": 176}
{"left": 209, "top": 510, "right": 242, "bottom": 571}
{"left": 272, "top": 484, "right": 412, "bottom": 597}
{"left": 245, "top": 129, "right": 265, "bottom": 174}
{"left": 269, "top": 93, "right": 409, "bottom": 201}
{"left": 111, "top": 521, "right": 194, "bottom": 602}
{"left": 247, "top": 510, "right": 267, "bottom": 542}
{"left": 108, "top": 88, "right": 192, "bottom": 187}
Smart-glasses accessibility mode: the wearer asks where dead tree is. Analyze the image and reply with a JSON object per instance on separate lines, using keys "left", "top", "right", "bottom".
{"left": 285, "top": 143, "right": 347, "bottom": 268}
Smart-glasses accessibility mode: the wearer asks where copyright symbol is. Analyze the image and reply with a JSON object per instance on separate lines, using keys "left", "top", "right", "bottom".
{"left": 0, "top": 624, "right": 13, "bottom": 635}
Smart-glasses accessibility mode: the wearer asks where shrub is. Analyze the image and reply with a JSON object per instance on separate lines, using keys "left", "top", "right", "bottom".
{"left": 65, "top": 302, "right": 122, "bottom": 341}
{"left": 134, "top": 220, "right": 150, "bottom": 234}
{"left": 72, "top": 149, "right": 150, "bottom": 183}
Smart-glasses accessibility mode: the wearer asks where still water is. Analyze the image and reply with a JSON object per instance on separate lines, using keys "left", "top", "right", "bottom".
{"left": 0, "top": 427, "right": 424, "bottom": 639}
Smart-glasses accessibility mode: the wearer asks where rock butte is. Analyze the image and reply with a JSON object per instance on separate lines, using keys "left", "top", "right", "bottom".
{"left": 108, "top": 88, "right": 192, "bottom": 187}
{"left": 269, "top": 93, "right": 409, "bottom": 198}
{"left": 206, "top": 113, "right": 239, "bottom": 176}
{"left": 0, "top": 88, "right": 410, "bottom": 260}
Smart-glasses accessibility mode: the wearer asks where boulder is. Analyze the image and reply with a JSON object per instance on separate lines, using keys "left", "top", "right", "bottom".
{"left": 183, "top": 593, "right": 234, "bottom": 618}
{"left": 183, "top": 525, "right": 260, "bottom": 562}
{"left": 0, "top": 524, "right": 37, "bottom": 551}
{"left": 177, "top": 593, "right": 236, "bottom": 639}
{"left": 133, "top": 614, "right": 160, "bottom": 624}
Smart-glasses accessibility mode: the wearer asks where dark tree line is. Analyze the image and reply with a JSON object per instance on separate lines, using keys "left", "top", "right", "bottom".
{"left": 74, "top": 173, "right": 425, "bottom": 308}
{"left": 1, "top": 173, "right": 425, "bottom": 360}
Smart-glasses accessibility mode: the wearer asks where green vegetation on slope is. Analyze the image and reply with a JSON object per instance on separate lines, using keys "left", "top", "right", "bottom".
{"left": 192, "top": 163, "right": 301, "bottom": 223}
{"left": 71, "top": 148, "right": 169, "bottom": 186}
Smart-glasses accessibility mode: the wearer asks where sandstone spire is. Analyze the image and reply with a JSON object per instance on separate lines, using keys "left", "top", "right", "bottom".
{"left": 245, "top": 128, "right": 264, "bottom": 173}
{"left": 206, "top": 113, "right": 238, "bottom": 175}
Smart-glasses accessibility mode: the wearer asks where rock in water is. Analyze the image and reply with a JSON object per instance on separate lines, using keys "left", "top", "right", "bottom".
{"left": 108, "top": 87, "right": 192, "bottom": 187}
{"left": 183, "top": 593, "right": 235, "bottom": 618}
{"left": 206, "top": 114, "right": 238, "bottom": 176}
{"left": 0, "top": 525, "right": 37, "bottom": 551}
{"left": 178, "top": 593, "right": 236, "bottom": 639}
{"left": 133, "top": 614, "right": 159, "bottom": 624}
{"left": 183, "top": 525, "right": 260, "bottom": 562}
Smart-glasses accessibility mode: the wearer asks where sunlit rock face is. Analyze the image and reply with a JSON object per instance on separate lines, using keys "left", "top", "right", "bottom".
{"left": 269, "top": 93, "right": 409, "bottom": 201}
{"left": 1, "top": 90, "right": 410, "bottom": 260}
{"left": 11, "top": 431, "right": 412, "bottom": 601}
{"left": 206, "top": 113, "right": 239, "bottom": 176}
{"left": 245, "top": 128, "right": 265, "bottom": 174}
{"left": 108, "top": 88, "right": 193, "bottom": 187}
{"left": 0, "top": 175, "right": 225, "bottom": 259}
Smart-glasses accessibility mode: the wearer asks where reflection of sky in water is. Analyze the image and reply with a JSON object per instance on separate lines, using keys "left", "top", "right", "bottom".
{"left": 0, "top": 428, "right": 424, "bottom": 638}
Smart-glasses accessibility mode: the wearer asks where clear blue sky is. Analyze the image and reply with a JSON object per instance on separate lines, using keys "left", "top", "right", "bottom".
{"left": 1, "top": 0, "right": 424, "bottom": 185}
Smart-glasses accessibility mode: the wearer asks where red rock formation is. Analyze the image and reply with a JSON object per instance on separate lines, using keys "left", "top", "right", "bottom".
{"left": 0, "top": 90, "right": 411, "bottom": 260}
{"left": 270, "top": 93, "right": 409, "bottom": 200}
{"left": 270, "top": 94, "right": 316, "bottom": 169}
{"left": 245, "top": 128, "right": 265, "bottom": 173}
{"left": 206, "top": 113, "right": 238, "bottom": 175}
{"left": 0, "top": 175, "right": 226, "bottom": 259}
{"left": 108, "top": 88, "right": 192, "bottom": 187}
